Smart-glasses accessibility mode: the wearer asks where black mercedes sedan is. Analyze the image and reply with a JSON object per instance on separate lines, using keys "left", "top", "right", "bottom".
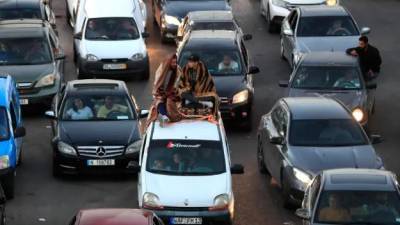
{"left": 177, "top": 30, "right": 259, "bottom": 129}
{"left": 44, "top": 79, "right": 148, "bottom": 176}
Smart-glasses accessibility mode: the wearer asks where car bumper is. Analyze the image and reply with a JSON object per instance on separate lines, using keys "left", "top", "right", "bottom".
{"left": 269, "top": 3, "right": 290, "bottom": 24}
{"left": 79, "top": 57, "right": 149, "bottom": 77}
{"left": 219, "top": 100, "right": 252, "bottom": 121}
{"left": 153, "top": 208, "right": 231, "bottom": 225}
{"left": 161, "top": 24, "right": 179, "bottom": 39}
{"left": 18, "top": 83, "right": 60, "bottom": 105}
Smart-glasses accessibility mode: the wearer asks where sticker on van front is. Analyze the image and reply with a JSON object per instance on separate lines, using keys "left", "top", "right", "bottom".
{"left": 166, "top": 141, "right": 201, "bottom": 149}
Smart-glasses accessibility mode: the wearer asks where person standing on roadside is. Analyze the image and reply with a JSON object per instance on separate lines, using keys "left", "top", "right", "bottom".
{"left": 346, "top": 36, "right": 382, "bottom": 81}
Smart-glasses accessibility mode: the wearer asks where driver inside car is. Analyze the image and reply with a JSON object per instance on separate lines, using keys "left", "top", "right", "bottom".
{"left": 97, "top": 96, "right": 128, "bottom": 119}
{"left": 218, "top": 55, "right": 239, "bottom": 72}
{"left": 333, "top": 71, "right": 360, "bottom": 88}
{"left": 326, "top": 20, "right": 350, "bottom": 36}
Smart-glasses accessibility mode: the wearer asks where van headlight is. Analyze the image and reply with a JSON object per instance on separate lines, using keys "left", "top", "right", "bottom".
{"left": 86, "top": 54, "right": 99, "bottom": 62}
{"left": 326, "top": 0, "right": 337, "bottom": 6}
{"left": 209, "top": 194, "right": 229, "bottom": 211}
{"left": 352, "top": 108, "right": 364, "bottom": 122}
{"left": 143, "top": 192, "right": 163, "bottom": 209}
{"left": 163, "top": 15, "right": 181, "bottom": 26}
{"left": 35, "top": 74, "right": 56, "bottom": 88}
{"left": 0, "top": 156, "right": 10, "bottom": 169}
{"left": 57, "top": 141, "right": 77, "bottom": 156}
{"left": 293, "top": 168, "right": 312, "bottom": 184}
{"left": 125, "top": 139, "right": 142, "bottom": 154}
{"left": 131, "top": 53, "right": 144, "bottom": 61}
{"left": 232, "top": 90, "right": 249, "bottom": 104}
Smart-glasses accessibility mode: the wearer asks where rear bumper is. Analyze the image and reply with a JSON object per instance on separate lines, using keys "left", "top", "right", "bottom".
{"left": 153, "top": 208, "right": 231, "bottom": 225}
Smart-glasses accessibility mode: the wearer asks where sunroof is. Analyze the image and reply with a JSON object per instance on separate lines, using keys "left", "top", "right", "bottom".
{"left": 331, "top": 174, "right": 387, "bottom": 185}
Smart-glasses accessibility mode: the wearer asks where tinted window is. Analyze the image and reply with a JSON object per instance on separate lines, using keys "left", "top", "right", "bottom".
{"left": 85, "top": 17, "right": 139, "bottom": 40}
{"left": 193, "top": 22, "right": 235, "bottom": 31}
{"left": 289, "top": 119, "right": 368, "bottom": 146}
{"left": 146, "top": 140, "right": 226, "bottom": 175}
{"left": 297, "top": 16, "right": 359, "bottom": 37}
{"left": 0, "top": 37, "right": 52, "bottom": 65}
{"left": 0, "top": 8, "right": 42, "bottom": 20}
{"left": 315, "top": 190, "right": 400, "bottom": 224}
{"left": 292, "top": 66, "right": 362, "bottom": 90}
{"left": 0, "top": 108, "right": 10, "bottom": 141}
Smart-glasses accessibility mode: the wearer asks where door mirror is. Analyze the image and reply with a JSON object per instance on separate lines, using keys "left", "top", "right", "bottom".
{"left": 45, "top": 110, "right": 57, "bottom": 119}
{"left": 74, "top": 32, "right": 82, "bottom": 40}
{"left": 243, "top": 34, "right": 252, "bottom": 41}
{"left": 279, "top": 80, "right": 289, "bottom": 87}
{"left": 295, "top": 208, "right": 310, "bottom": 220}
{"left": 370, "top": 134, "right": 383, "bottom": 144}
{"left": 139, "top": 109, "right": 149, "bottom": 119}
{"left": 361, "top": 27, "right": 371, "bottom": 35}
{"left": 14, "top": 127, "right": 26, "bottom": 138}
{"left": 230, "top": 164, "right": 244, "bottom": 174}
{"left": 142, "top": 32, "right": 150, "bottom": 38}
{"left": 283, "top": 29, "right": 293, "bottom": 36}
{"left": 248, "top": 66, "right": 260, "bottom": 74}
{"left": 366, "top": 83, "right": 377, "bottom": 89}
{"left": 270, "top": 136, "right": 284, "bottom": 145}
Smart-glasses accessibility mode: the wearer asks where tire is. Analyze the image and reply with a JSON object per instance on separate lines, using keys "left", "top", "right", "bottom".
{"left": 257, "top": 140, "right": 268, "bottom": 174}
{"left": 2, "top": 171, "right": 15, "bottom": 199}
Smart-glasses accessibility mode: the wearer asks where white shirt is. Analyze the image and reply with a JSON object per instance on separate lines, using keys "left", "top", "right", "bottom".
{"left": 66, "top": 106, "right": 93, "bottom": 120}
{"left": 218, "top": 60, "right": 239, "bottom": 72}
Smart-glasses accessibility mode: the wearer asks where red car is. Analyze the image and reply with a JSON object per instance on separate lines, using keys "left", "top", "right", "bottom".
{"left": 70, "top": 208, "right": 165, "bottom": 225}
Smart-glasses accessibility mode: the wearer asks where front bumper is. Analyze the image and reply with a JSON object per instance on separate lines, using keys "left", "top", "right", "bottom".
{"left": 18, "top": 82, "right": 60, "bottom": 105}
{"left": 153, "top": 208, "right": 231, "bottom": 225}
{"left": 79, "top": 56, "right": 149, "bottom": 77}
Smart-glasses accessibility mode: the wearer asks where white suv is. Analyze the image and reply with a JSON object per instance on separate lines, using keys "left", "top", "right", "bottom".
{"left": 136, "top": 119, "right": 244, "bottom": 225}
{"left": 73, "top": 0, "right": 150, "bottom": 79}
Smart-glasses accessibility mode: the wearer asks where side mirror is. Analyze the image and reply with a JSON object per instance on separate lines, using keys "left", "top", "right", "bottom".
{"left": 366, "top": 83, "right": 377, "bottom": 89}
{"left": 230, "top": 164, "right": 244, "bottom": 174}
{"left": 295, "top": 208, "right": 310, "bottom": 220}
{"left": 283, "top": 29, "right": 293, "bottom": 36}
{"left": 270, "top": 136, "right": 284, "bottom": 145}
{"left": 370, "top": 134, "right": 383, "bottom": 144}
{"left": 139, "top": 109, "right": 149, "bottom": 119}
{"left": 361, "top": 27, "right": 371, "bottom": 35}
{"left": 279, "top": 80, "right": 289, "bottom": 87}
{"left": 74, "top": 32, "right": 82, "bottom": 40}
{"left": 142, "top": 32, "right": 150, "bottom": 38}
{"left": 14, "top": 127, "right": 26, "bottom": 138}
{"left": 45, "top": 110, "right": 57, "bottom": 119}
{"left": 243, "top": 34, "right": 252, "bottom": 41}
{"left": 248, "top": 66, "right": 260, "bottom": 74}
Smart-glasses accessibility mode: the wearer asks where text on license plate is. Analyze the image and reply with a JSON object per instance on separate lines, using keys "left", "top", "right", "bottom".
{"left": 19, "top": 99, "right": 28, "bottom": 105}
{"left": 103, "top": 63, "right": 127, "bottom": 70}
{"left": 170, "top": 217, "right": 202, "bottom": 225}
{"left": 87, "top": 159, "right": 115, "bottom": 166}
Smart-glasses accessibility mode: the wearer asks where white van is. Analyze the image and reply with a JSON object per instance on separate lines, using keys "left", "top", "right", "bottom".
{"left": 136, "top": 119, "right": 244, "bottom": 225}
{"left": 73, "top": 0, "right": 150, "bottom": 79}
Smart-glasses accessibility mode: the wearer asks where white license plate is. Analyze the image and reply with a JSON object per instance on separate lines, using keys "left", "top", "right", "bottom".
{"left": 87, "top": 159, "right": 115, "bottom": 166}
{"left": 19, "top": 99, "right": 28, "bottom": 105}
{"left": 170, "top": 217, "right": 202, "bottom": 225}
{"left": 103, "top": 63, "right": 127, "bottom": 70}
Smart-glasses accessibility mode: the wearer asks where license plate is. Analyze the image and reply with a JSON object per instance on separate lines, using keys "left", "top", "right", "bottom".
{"left": 87, "top": 159, "right": 115, "bottom": 166}
{"left": 19, "top": 99, "right": 28, "bottom": 105}
{"left": 103, "top": 63, "right": 127, "bottom": 70}
{"left": 170, "top": 217, "right": 202, "bottom": 225}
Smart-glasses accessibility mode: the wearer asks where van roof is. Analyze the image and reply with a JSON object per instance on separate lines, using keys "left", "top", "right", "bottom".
{"left": 151, "top": 120, "right": 221, "bottom": 141}
{"left": 84, "top": 0, "right": 136, "bottom": 18}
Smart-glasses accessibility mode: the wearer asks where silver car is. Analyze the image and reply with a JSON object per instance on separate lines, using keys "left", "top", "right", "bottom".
{"left": 278, "top": 52, "right": 376, "bottom": 128}
{"left": 280, "top": 5, "right": 370, "bottom": 68}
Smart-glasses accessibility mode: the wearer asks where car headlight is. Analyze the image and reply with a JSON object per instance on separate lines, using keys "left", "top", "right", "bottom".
{"left": 163, "top": 14, "right": 181, "bottom": 26}
{"left": 143, "top": 192, "right": 163, "bottom": 209}
{"left": 326, "top": 0, "right": 337, "bottom": 6}
{"left": 35, "top": 74, "right": 56, "bottom": 88}
{"left": 209, "top": 194, "right": 229, "bottom": 211}
{"left": 272, "top": 0, "right": 289, "bottom": 8}
{"left": 293, "top": 168, "right": 312, "bottom": 184}
{"left": 232, "top": 90, "right": 249, "bottom": 104}
{"left": 352, "top": 108, "right": 364, "bottom": 122}
{"left": 0, "top": 156, "right": 10, "bottom": 169}
{"left": 86, "top": 54, "right": 99, "bottom": 62}
{"left": 125, "top": 139, "right": 142, "bottom": 154}
{"left": 57, "top": 141, "right": 77, "bottom": 156}
{"left": 131, "top": 53, "right": 144, "bottom": 61}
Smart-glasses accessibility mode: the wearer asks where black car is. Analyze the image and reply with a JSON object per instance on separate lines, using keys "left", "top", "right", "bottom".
{"left": 152, "top": 0, "right": 230, "bottom": 42}
{"left": 0, "top": 0, "right": 56, "bottom": 28}
{"left": 44, "top": 79, "right": 148, "bottom": 176}
{"left": 177, "top": 30, "right": 259, "bottom": 129}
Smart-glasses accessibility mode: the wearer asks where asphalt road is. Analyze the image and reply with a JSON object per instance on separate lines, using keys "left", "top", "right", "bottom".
{"left": 6, "top": 0, "right": 400, "bottom": 224}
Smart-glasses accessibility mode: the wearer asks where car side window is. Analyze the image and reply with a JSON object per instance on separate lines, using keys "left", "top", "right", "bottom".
{"left": 11, "top": 90, "right": 20, "bottom": 122}
{"left": 271, "top": 106, "right": 283, "bottom": 136}
{"left": 290, "top": 11, "right": 298, "bottom": 32}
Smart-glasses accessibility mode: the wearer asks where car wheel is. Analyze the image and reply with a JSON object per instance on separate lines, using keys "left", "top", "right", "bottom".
{"left": 2, "top": 171, "right": 15, "bottom": 199}
{"left": 280, "top": 39, "right": 286, "bottom": 60}
{"left": 257, "top": 140, "right": 268, "bottom": 174}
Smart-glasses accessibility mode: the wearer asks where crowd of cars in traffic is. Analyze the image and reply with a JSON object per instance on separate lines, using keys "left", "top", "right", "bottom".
{"left": 0, "top": 0, "right": 398, "bottom": 224}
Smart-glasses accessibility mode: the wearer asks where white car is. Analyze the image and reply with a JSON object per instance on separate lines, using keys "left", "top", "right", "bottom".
{"left": 73, "top": 0, "right": 150, "bottom": 79}
{"left": 136, "top": 119, "right": 244, "bottom": 225}
{"left": 260, "top": 0, "right": 338, "bottom": 33}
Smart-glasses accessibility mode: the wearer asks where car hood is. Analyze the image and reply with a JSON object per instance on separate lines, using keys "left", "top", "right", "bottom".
{"left": 165, "top": 1, "right": 230, "bottom": 19}
{"left": 296, "top": 36, "right": 359, "bottom": 53}
{"left": 144, "top": 172, "right": 229, "bottom": 207}
{"left": 287, "top": 89, "right": 366, "bottom": 110}
{"left": 289, "top": 145, "right": 380, "bottom": 175}
{"left": 83, "top": 39, "right": 146, "bottom": 59}
{"left": 287, "top": 0, "right": 325, "bottom": 4}
{"left": 213, "top": 75, "right": 247, "bottom": 98}
{"left": 0, "top": 63, "right": 54, "bottom": 83}
{"left": 59, "top": 121, "right": 140, "bottom": 146}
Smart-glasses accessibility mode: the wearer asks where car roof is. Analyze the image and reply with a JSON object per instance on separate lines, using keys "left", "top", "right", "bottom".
{"left": 0, "top": 0, "right": 41, "bottom": 9}
{"left": 184, "top": 30, "right": 238, "bottom": 50}
{"left": 282, "top": 97, "right": 351, "bottom": 120}
{"left": 322, "top": 169, "right": 396, "bottom": 191}
{"left": 84, "top": 0, "right": 136, "bottom": 18}
{"left": 66, "top": 79, "right": 128, "bottom": 95}
{"left": 151, "top": 120, "right": 221, "bottom": 141}
{"left": 78, "top": 209, "right": 151, "bottom": 225}
{"left": 299, "top": 5, "right": 349, "bottom": 17}
{"left": 0, "top": 19, "right": 48, "bottom": 37}
{"left": 0, "top": 75, "right": 12, "bottom": 107}
{"left": 300, "top": 52, "right": 358, "bottom": 67}
{"left": 188, "top": 10, "right": 233, "bottom": 22}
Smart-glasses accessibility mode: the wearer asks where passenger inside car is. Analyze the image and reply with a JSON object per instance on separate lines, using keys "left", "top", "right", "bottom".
{"left": 97, "top": 96, "right": 129, "bottom": 119}
{"left": 24, "top": 39, "right": 50, "bottom": 63}
{"left": 333, "top": 70, "right": 360, "bottom": 89}
{"left": 318, "top": 194, "right": 351, "bottom": 222}
{"left": 65, "top": 98, "right": 94, "bottom": 120}
{"left": 326, "top": 19, "right": 351, "bottom": 36}
{"left": 218, "top": 54, "right": 239, "bottom": 72}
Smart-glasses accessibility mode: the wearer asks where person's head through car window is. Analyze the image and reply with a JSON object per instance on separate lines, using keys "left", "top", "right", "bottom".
{"left": 66, "top": 97, "right": 94, "bottom": 120}
{"left": 96, "top": 96, "right": 129, "bottom": 119}
{"left": 318, "top": 193, "right": 351, "bottom": 222}
{"left": 218, "top": 54, "right": 238, "bottom": 72}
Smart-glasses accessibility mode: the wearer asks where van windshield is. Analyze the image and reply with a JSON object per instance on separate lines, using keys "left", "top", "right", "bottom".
{"left": 146, "top": 140, "right": 226, "bottom": 175}
{"left": 0, "top": 108, "right": 10, "bottom": 141}
{"left": 85, "top": 17, "right": 140, "bottom": 40}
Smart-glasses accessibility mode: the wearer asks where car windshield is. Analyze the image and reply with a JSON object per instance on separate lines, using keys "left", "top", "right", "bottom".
{"left": 146, "top": 140, "right": 226, "bottom": 175}
{"left": 0, "top": 108, "right": 10, "bottom": 141}
{"left": 0, "top": 8, "right": 42, "bottom": 20}
{"left": 0, "top": 37, "right": 52, "bottom": 65}
{"left": 85, "top": 17, "right": 140, "bottom": 40}
{"left": 179, "top": 50, "right": 243, "bottom": 75}
{"left": 60, "top": 94, "right": 135, "bottom": 121}
{"left": 193, "top": 22, "right": 235, "bottom": 31}
{"left": 289, "top": 119, "right": 368, "bottom": 146}
{"left": 297, "top": 16, "right": 359, "bottom": 37}
{"left": 315, "top": 190, "right": 400, "bottom": 225}
{"left": 292, "top": 66, "right": 362, "bottom": 90}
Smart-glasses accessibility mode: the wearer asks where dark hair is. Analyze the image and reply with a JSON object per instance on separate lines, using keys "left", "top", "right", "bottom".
{"left": 359, "top": 36, "right": 368, "bottom": 43}
{"left": 188, "top": 54, "right": 200, "bottom": 62}
{"left": 72, "top": 98, "right": 84, "bottom": 112}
